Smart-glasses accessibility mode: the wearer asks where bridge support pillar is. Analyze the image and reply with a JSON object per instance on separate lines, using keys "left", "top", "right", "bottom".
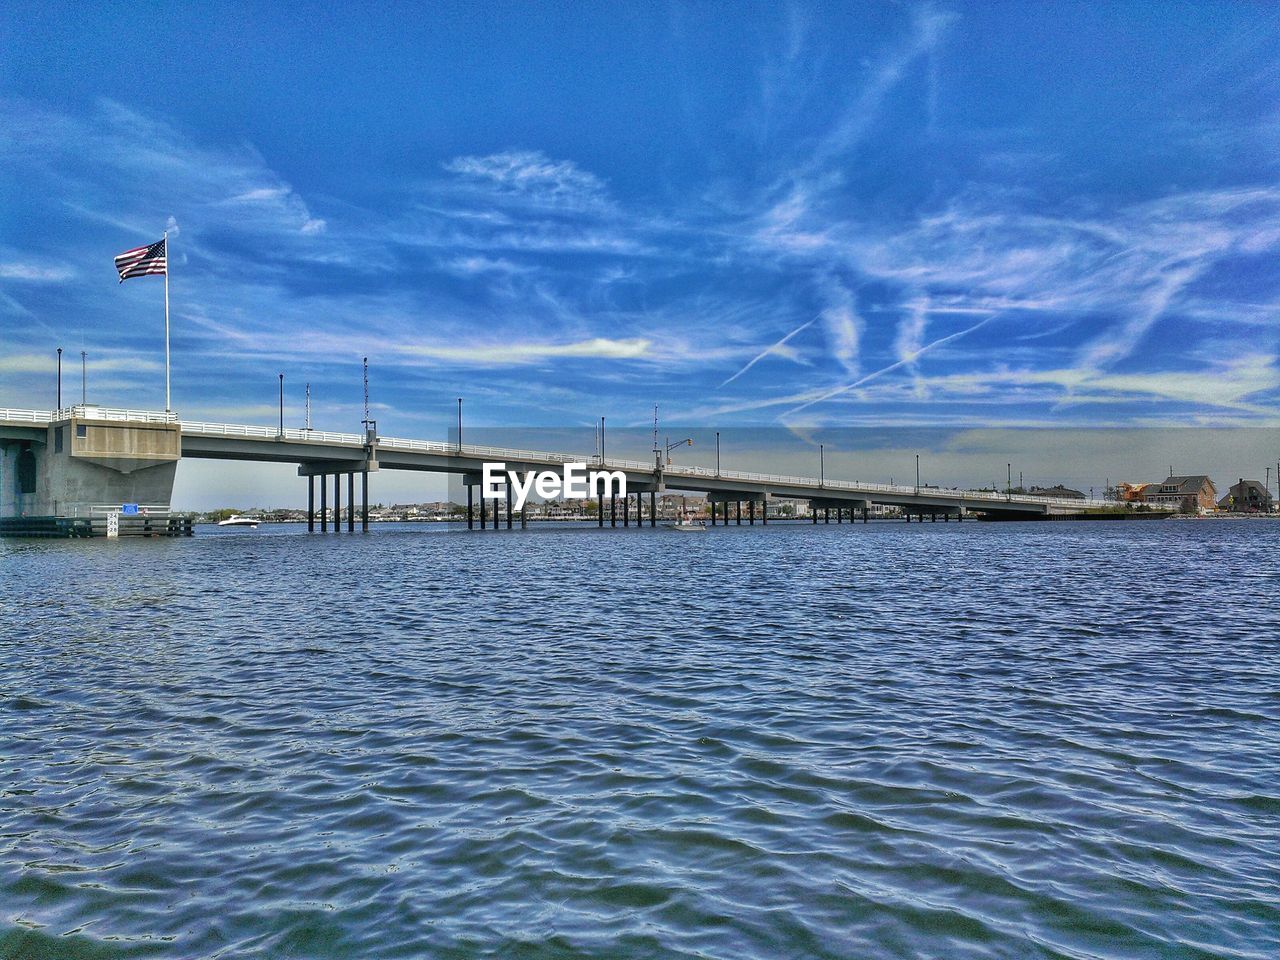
{"left": 361, "top": 471, "right": 369, "bottom": 532}
{"left": 650, "top": 491, "right": 656, "bottom": 527}
{"left": 837, "top": 508, "right": 842, "bottom": 524}
{"left": 480, "top": 491, "right": 486, "bottom": 529}
{"left": 623, "top": 494, "right": 629, "bottom": 527}
{"left": 521, "top": 503, "right": 527, "bottom": 529}
{"left": 748, "top": 500, "right": 755, "bottom": 525}
{"left": 506, "top": 483, "right": 513, "bottom": 530}
{"left": 320, "top": 474, "right": 327, "bottom": 531}
{"left": 467, "top": 485, "right": 474, "bottom": 529}
{"left": 736, "top": 501, "right": 742, "bottom": 525}
{"left": 761, "top": 501, "right": 767, "bottom": 524}
{"left": 863, "top": 505, "right": 869, "bottom": 523}
{"left": 333, "top": 474, "right": 341, "bottom": 532}
{"left": 635, "top": 492, "right": 642, "bottom": 528}
{"left": 812, "top": 508, "right": 817, "bottom": 523}
{"left": 824, "top": 508, "right": 829, "bottom": 524}
{"left": 308, "top": 476, "right": 315, "bottom": 532}
{"left": 610, "top": 494, "right": 616, "bottom": 527}
{"left": 347, "top": 473, "right": 355, "bottom": 532}
{"left": 598, "top": 493, "right": 604, "bottom": 527}
{"left": 931, "top": 512, "right": 936, "bottom": 523}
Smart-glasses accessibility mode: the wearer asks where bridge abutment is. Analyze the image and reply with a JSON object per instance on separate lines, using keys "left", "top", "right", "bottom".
{"left": 1, "top": 408, "right": 183, "bottom": 537}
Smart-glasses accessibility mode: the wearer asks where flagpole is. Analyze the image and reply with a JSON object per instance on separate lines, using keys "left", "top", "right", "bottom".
{"left": 164, "top": 230, "right": 170, "bottom": 412}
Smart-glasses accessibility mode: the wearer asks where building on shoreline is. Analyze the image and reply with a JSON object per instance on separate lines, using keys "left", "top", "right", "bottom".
{"left": 1146, "top": 475, "right": 1217, "bottom": 513}
{"left": 1216, "top": 479, "right": 1273, "bottom": 513}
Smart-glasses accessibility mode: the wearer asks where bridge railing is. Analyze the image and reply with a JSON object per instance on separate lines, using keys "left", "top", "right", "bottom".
{"left": 1, "top": 406, "right": 180, "bottom": 424}
{"left": 180, "top": 421, "right": 367, "bottom": 445}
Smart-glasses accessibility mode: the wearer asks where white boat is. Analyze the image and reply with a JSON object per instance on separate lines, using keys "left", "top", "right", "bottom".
{"left": 217, "top": 515, "right": 260, "bottom": 528}
{"left": 667, "top": 517, "right": 707, "bottom": 532}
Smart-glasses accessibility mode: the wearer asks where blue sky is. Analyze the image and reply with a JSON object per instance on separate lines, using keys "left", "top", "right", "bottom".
{"left": 3, "top": 1, "right": 1280, "bottom": 473}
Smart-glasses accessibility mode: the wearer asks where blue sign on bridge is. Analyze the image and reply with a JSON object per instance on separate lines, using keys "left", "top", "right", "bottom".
{"left": 121, "top": 503, "right": 139, "bottom": 515}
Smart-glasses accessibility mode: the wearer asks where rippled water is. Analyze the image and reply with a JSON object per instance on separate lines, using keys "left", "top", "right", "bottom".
{"left": 2, "top": 520, "right": 1278, "bottom": 959}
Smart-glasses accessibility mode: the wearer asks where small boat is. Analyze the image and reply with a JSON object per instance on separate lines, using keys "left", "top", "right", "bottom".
{"left": 667, "top": 516, "right": 707, "bottom": 532}
{"left": 217, "top": 515, "right": 260, "bottom": 528}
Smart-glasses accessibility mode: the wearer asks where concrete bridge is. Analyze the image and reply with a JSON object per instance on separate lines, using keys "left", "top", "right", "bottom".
{"left": 1, "top": 405, "right": 1144, "bottom": 535}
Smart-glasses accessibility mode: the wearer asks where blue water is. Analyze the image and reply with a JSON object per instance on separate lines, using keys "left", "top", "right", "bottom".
{"left": 2, "top": 520, "right": 1278, "bottom": 958}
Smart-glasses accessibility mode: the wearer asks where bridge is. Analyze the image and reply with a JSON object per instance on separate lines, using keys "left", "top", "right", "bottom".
{"left": 1, "top": 405, "right": 1148, "bottom": 536}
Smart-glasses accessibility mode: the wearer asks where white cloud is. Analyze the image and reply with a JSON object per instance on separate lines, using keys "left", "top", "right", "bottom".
{"left": 402, "top": 337, "right": 652, "bottom": 365}
{"left": 443, "top": 150, "right": 609, "bottom": 209}
{"left": 0, "top": 263, "right": 74, "bottom": 282}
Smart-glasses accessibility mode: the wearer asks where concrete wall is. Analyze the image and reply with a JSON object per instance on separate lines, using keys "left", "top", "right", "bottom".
{"left": 1, "top": 419, "right": 179, "bottom": 519}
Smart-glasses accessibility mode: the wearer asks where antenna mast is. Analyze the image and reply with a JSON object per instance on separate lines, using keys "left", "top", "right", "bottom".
{"left": 362, "top": 357, "right": 370, "bottom": 425}
{"left": 305, "top": 382, "right": 312, "bottom": 431}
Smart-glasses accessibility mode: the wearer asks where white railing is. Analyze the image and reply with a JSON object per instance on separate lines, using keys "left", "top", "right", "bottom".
{"left": 0, "top": 407, "right": 50, "bottom": 423}
{"left": 80, "top": 504, "right": 173, "bottom": 517}
{"left": 0, "top": 405, "right": 179, "bottom": 424}
{"left": 180, "top": 421, "right": 366, "bottom": 445}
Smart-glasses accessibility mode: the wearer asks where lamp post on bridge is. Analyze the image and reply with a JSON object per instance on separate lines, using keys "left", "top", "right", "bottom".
{"left": 820, "top": 444, "right": 824, "bottom": 487}
{"left": 716, "top": 431, "right": 720, "bottom": 477}
{"left": 56, "top": 348, "right": 62, "bottom": 409}
{"left": 278, "top": 373, "right": 284, "bottom": 438}
{"left": 915, "top": 454, "right": 920, "bottom": 494}
{"left": 81, "top": 351, "right": 86, "bottom": 405}
{"left": 457, "top": 397, "right": 463, "bottom": 452}
{"left": 1007, "top": 463, "right": 1012, "bottom": 501}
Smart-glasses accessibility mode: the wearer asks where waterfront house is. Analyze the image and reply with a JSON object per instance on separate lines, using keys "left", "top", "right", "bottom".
{"left": 1146, "top": 475, "right": 1217, "bottom": 513}
{"left": 1216, "top": 479, "right": 1273, "bottom": 513}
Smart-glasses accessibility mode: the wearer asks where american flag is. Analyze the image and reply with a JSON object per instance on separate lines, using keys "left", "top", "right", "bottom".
{"left": 114, "top": 238, "right": 167, "bottom": 282}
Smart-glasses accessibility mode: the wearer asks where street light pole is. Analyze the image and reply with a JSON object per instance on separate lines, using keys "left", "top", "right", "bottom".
{"left": 915, "top": 454, "right": 920, "bottom": 493}
{"left": 457, "top": 398, "right": 462, "bottom": 451}
{"left": 56, "top": 348, "right": 62, "bottom": 409}
{"left": 716, "top": 431, "right": 720, "bottom": 476}
{"left": 820, "top": 444, "right": 825, "bottom": 486}
{"left": 278, "top": 373, "right": 284, "bottom": 437}
{"left": 601, "top": 417, "right": 606, "bottom": 463}
{"left": 1007, "top": 463, "right": 1012, "bottom": 500}
{"left": 81, "top": 350, "right": 86, "bottom": 405}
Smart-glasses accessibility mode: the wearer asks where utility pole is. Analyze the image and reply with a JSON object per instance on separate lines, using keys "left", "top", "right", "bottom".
{"left": 278, "top": 373, "right": 284, "bottom": 437}
{"left": 56, "top": 347, "right": 62, "bottom": 409}
{"left": 820, "top": 444, "right": 825, "bottom": 486}
{"left": 716, "top": 431, "right": 721, "bottom": 476}
{"left": 915, "top": 454, "right": 920, "bottom": 493}
{"left": 305, "top": 383, "right": 312, "bottom": 431}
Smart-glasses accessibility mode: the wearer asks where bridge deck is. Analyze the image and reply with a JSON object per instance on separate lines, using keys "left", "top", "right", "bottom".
{"left": 2, "top": 406, "right": 1148, "bottom": 515}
